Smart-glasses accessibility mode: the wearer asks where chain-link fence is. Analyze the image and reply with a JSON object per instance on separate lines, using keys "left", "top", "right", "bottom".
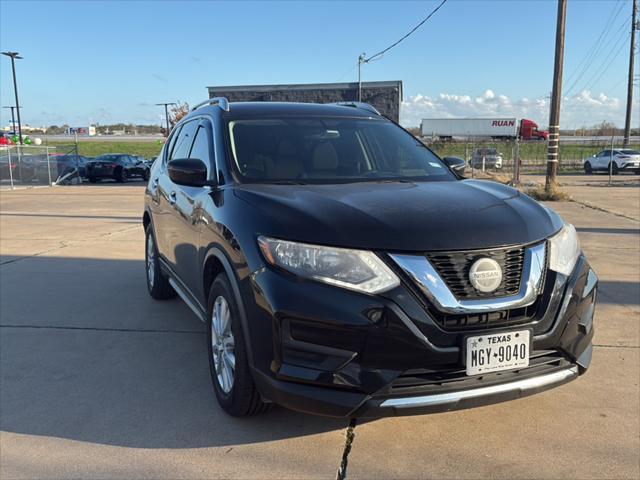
{"left": 0, "top": 144, "right": 79, "bottom": 189}
{"left": 422, "top": 137, "right": 639, "bottom": 181}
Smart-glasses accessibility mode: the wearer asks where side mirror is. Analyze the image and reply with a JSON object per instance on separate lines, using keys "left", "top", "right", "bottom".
{"left": 443, "top": 156, "right": 467, "bottom": 176}
{"left": 168, "top": 158, "right": 210, "bottom": 187}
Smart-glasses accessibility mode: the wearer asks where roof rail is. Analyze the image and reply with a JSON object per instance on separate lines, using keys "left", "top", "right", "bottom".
{"left": 332, "top": 101, "right": 380, "bottom": 116}
{"left": 191, "top": 97, "right": 230, "bottom": 112}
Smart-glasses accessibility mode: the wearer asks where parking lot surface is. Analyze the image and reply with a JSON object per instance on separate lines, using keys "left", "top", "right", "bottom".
{"left": 1, "top": 181, "right": 638, "bottom": 479}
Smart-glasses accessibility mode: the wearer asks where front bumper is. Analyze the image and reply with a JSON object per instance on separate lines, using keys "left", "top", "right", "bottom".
{"left": 620, "top": 162, "right": 640, "bottom": 171}
{"left": 247, "top": 254, "right": 596, "bottom": 417}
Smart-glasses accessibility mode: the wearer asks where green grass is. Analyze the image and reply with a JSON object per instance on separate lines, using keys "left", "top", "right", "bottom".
{"left": 427, "top": 141, "right": 604, "bottom": 164}
{"left": 44, "top": 138, "right": 611, "bottom": 168}
{"left": 46, "top": 140, "right": 164, "bottom": 158}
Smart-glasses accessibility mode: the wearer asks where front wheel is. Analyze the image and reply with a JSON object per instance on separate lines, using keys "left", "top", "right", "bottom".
{"left": 207, "top": 274, "right": 269, "bottom": 416}
{"left": 584, "top": 162, "right": 593, "bottom": 174}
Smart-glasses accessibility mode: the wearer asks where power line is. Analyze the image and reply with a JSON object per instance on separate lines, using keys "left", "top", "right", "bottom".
{"left": 563, "top": 0, "right": 624, "bottom": 88}
{"left": 563, "top": 8, "right": 629, "bottom": 96}
{"left": 582, "top": 31, "right": 631, "bottom": 92}
{"left": 364, "top": 0, "right": 447, "bottom": 63}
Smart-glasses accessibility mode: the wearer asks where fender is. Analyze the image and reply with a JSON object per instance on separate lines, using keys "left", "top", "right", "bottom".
{"left": 203, "top": 245, "right": 256, "bottom": 368}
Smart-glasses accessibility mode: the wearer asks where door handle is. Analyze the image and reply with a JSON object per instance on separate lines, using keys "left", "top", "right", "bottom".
{"left": 169, "top": 191, "right": 177, "bottom": 205}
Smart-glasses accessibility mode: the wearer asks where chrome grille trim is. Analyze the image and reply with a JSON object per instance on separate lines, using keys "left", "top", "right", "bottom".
{"left": 389, "top": 242, "right": 547, "bottom": 314}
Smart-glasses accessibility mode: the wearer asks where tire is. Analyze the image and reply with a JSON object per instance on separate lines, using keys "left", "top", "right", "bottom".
{"left": 207, "top": 273, "right": 269, "bottom": 416}
{"left": 145, "top": 224, "right": 176, "bottom": 300}
{"left": 88, "top": 177, "right": 98, "bottom": 183}
{"left": 115, "top": 167, "right": 127, "bottom": 183}
{"left": 584, "top": 162, "right": 592, "bottom": 174}
{"left": 609, "top": 162, "right": 619, "bottom": 175}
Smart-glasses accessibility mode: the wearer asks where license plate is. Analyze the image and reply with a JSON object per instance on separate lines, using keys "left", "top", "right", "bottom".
{"left": 466, "top": 330, "right": 530, "bottom": 376}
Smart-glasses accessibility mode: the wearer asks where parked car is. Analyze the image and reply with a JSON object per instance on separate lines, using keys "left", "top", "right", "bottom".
{"left": 86, "top": 154, "right": 150, "bottom": 183}
{"left": 0, "top": 153, "right": 17, "bottom": 180}
{"left": 471, "top": 148, "right": 503, "bottom": 169}
{"left": 35, "top": 154, "right": 90, "bottom": 184}
{"left": 143, "top": 100, "right": 597, "bottom": 418}
{"left": 583, "top": 149, "right": 640, "bottom": 175}
{"left": 0, "top": 153, "right": 37, "bottom": 183}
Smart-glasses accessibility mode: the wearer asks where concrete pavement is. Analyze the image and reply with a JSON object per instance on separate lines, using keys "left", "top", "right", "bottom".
{"left": 0, "top": 182, "right": 638, "bottom": 479}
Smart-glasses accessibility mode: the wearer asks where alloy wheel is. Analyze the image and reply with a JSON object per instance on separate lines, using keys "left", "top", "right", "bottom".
{"left": 211, "top": 296, "right": 236, "bottom": 393}
{"left": 146, "top": 234, "right": 155, "bottom": 288}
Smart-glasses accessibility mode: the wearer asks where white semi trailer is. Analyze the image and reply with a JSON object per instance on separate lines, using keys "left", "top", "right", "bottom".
{"left": 420, "top": 118, "right": 519, "bottom": 139}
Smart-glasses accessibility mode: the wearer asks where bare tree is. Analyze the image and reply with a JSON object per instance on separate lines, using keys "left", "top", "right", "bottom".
{"left": 170, "top": 102, "right": 190, "bottom": 128}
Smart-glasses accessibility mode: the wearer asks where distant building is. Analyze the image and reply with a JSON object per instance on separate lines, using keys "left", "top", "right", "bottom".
{"left": 207, "top": 80, "right": 403, "bottom": 122}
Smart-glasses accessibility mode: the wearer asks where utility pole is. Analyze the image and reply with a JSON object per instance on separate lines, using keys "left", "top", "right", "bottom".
{"left": 623, "top": 0, "right": 638, "bottom": 148}
{"left": 357, "top": 53, "right": 366, "bottom": 101}
{"left": 545, "top": 0, "right": 567, "bottom": 193}
{"left": 156, "top": 102, "right": 176, "bottom": 136}
{"left": 2, "top": 52, "right": 24, "bottom": 145}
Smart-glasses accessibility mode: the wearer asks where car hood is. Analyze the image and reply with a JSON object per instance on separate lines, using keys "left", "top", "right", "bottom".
{"left": 234, "top": 179, "right": 564, "bottom": 252}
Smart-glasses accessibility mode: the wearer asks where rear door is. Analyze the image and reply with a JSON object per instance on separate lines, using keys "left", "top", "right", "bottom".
{"left": 156, "top": 120, "right": 199, "bottom": 275}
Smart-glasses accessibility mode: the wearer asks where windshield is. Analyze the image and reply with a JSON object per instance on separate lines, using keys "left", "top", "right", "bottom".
{"left": 227, "top": 116, "right": 454, "bottom": 183}
{"left": 94, "top": 155, "right": 122, "bottom": 162}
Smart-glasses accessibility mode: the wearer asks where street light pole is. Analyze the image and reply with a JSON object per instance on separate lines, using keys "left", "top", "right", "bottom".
{"left": 156, "top": 102, "right": 176, "bottom": 136}
{"left": 2, "top": 106, "right": 18, "bottom": 132}
{"left": 2, "top": 52, "right": 24, "bottom": 145}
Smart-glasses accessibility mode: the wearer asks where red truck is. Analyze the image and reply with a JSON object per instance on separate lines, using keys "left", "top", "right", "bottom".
{"left": 519, "top": 119, "right": 548, "bottom": 140}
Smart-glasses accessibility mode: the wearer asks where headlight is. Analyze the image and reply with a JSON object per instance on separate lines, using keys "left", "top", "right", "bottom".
{"left": 258, "top": 236, "right": 400, "bottom": 294}
{"left": 548, "top": 224, "right": 580, "bottom": 276}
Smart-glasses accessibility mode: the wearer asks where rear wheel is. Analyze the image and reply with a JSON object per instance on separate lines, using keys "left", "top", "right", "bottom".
{"left": 115, "top": 168, "right": 127, "bottom": 183}
{"left": 207, "top": 273, "right": 269, "bottom": 416}
{"left": 584, "top": 162, "right": 593, "bottom": 174}
{"left": 145, "top": 225, "right": 175, "bottom": 299}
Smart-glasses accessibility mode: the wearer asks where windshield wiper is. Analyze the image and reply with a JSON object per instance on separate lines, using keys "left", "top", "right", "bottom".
{"left": 270, "top": 180, "right": 308, "bottom": 185}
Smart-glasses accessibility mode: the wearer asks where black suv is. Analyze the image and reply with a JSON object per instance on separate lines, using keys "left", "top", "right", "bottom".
{"left": 143, "top": 99, "right": 597, "bottom": 418}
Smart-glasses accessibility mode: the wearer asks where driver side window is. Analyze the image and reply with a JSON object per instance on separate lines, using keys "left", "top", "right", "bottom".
{"left": 189, "top": 125, "right": 211, "bottom": 165}
{"left": 170, "top": 121, "right": 199, "bottom": 161}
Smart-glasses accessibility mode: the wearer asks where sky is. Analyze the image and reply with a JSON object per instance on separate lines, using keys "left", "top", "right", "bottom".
{"left": 0, "top": 0, "right": 638, "bottom": 129}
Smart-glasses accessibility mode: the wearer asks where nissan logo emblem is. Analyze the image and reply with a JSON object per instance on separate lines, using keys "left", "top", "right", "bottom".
{"left": 469, "top": 257, "right": 503, "bottom": 293}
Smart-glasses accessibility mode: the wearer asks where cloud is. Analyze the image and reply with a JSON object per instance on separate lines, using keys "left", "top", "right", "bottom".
{"left": 401, "top": 89, "right": 625, "bottom": 129}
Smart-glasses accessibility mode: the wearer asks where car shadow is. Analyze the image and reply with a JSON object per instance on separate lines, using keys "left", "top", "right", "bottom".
{"left": 596, "top": 280, "right": 640, "bottom": 306}
{"left": 576, "top": 227, "right": 640, "bottom": 235}
{"left": 0, "top": 255, "right": 353, "bottom": 449}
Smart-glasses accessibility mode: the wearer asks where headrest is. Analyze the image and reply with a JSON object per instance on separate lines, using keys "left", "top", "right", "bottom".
{"left": 312, "top": 142, "right": 339, "bottom": 170}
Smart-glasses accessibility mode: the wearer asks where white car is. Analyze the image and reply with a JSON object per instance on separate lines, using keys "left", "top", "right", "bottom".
{"left": 583, "top": 149, "right": 640, "bottom": 175}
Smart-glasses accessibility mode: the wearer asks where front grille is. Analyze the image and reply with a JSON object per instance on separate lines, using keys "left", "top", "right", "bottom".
{"left": 427, "top": 245, "right": 526, "bottom": 299}
{"left": 387, "top": 349, "right": 570, "bottom": 396}
{"left": 429, "top": 299, "right": 541, "bottom": 331}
